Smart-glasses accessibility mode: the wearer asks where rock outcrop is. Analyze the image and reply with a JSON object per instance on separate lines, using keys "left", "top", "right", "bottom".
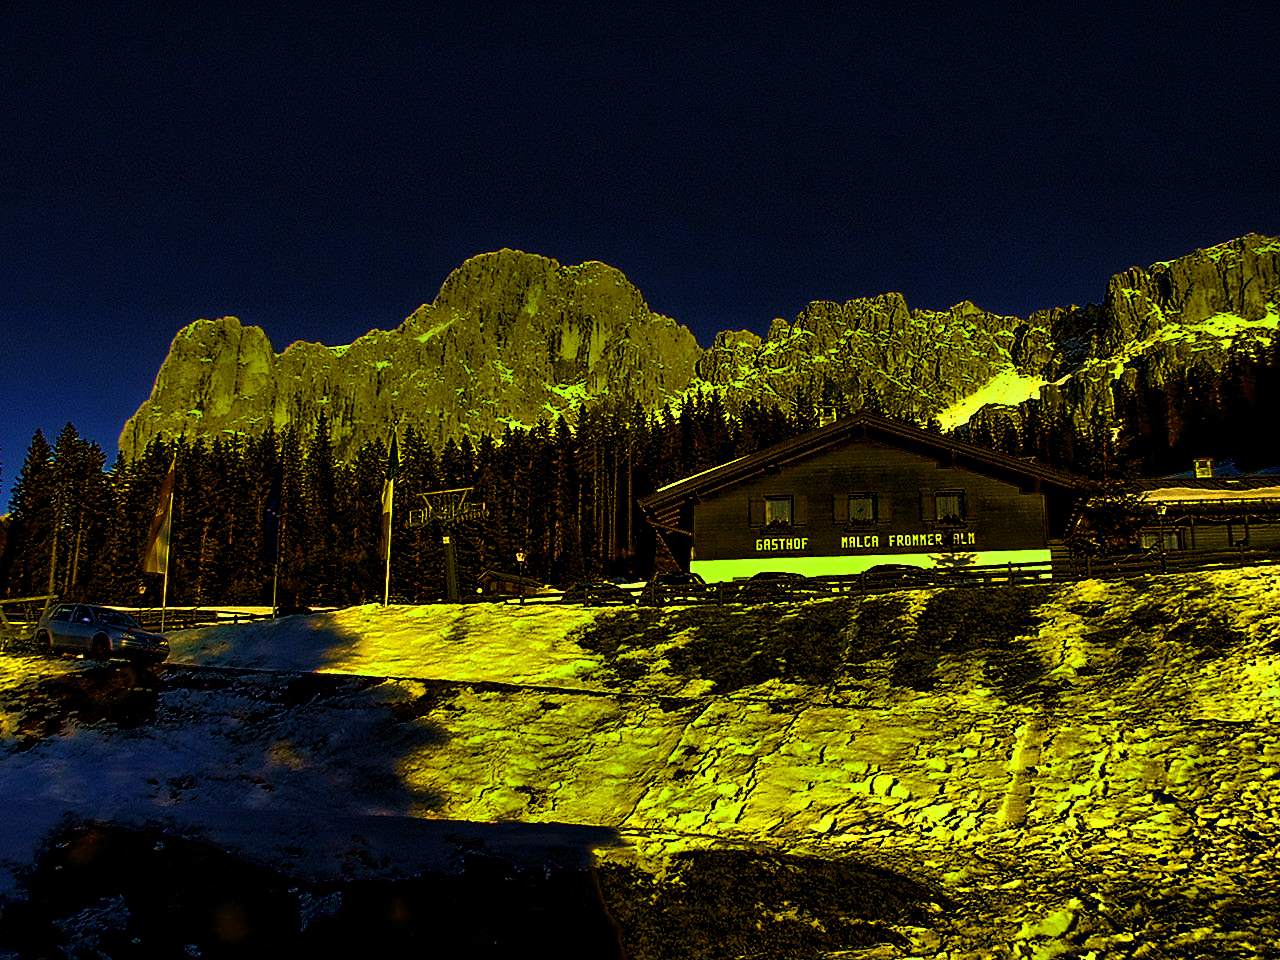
{"left": 695, "top": 294, "right": 1042, "bottom": 421}
{"left": 985, "top": 233, "right": 1280, "bottom": 439}
{"left": 121, "top": 236, "right": 1280, "bottom": 460}
{"left": 120, "top": 249, "right": 701, "bottom": 460}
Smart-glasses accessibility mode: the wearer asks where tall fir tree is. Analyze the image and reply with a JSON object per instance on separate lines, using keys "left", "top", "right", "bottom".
{"left": 2, "top": 430, "right": 55, "bottom": 597}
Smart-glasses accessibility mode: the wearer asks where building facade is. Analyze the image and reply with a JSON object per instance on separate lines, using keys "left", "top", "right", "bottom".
{"left": 1135, "top": 473, "right": 1280, "bottom": 554}
{"left": 641, "top": 413, "right": 1084, "bottom": 582}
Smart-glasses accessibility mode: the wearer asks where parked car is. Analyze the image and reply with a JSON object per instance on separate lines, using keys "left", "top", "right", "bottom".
{"left": 558, "top": 581, "right": 636, "bottom": 606}
{"left": 734, "top": 570, "right": 813, "bottom": 601}
{"left": 650, "top": 571, "right": 706, "bottom": 589}
{"left": 35, "top": 603, "right": 170, "bottom": 663}
{"left": 861, "top": 563, "right": 925, "bottom": 585}
{"left": 639, "top": 570, "right": 710, "bottom": 605}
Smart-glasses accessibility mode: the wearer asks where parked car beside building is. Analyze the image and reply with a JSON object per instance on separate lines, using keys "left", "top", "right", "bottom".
{"left": 558, "top": 581, "right": 637, "bottom": 606}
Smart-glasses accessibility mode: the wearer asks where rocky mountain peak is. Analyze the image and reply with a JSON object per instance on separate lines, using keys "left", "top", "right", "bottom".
{"left": 1097, "top": 233, "right": 1280, "bottom": 357}
{"left": 121, "top": 250, "right": 701, "bottom": 461}
{"left": 121, "top": 235, "right": 1280, "bottom": 466}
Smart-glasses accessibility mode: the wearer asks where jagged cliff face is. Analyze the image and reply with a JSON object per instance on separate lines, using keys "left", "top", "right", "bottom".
{"left": 120, "top": 250, "right": 701, "bottom": 460}
{"left": 121, "top": 235, "right": 1280, "bottom": 461}
{"left": 697, "top": 234, "right": 1280, "bottom": 431}
{"left": 695, "top": 295, "right": 1050, "bottom": 420}
{"left": 1010, "top": 233, "right": 1280, "bottom": 436}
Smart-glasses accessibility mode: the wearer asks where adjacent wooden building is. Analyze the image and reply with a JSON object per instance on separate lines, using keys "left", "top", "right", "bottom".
{"left": 1134, "top": 468, "right": 1280, "bottom": 554}
{"left": 640, "top": 412, "right": 1086, "bottom": 582}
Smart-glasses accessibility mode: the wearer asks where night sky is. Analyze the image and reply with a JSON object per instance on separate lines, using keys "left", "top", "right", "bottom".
{"left": 3, "top": 2, "right": 1278, "bottom": 508}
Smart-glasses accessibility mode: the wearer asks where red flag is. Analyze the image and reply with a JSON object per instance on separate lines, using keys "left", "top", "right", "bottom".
{"left": 144, "top": 458, "right": 176, "bottom": 574}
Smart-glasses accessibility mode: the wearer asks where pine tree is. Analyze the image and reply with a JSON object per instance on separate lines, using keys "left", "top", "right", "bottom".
{"left": 2, "top": 430, "right": 55, "bottom": 597}
{"left": 120, "top": 438, "right": 178, "bottom": 608}
{"left": 87, "top": 451, "right": 138, "bottom": 604}
{"left": 302, "top": 412, "right": 343, "bottom": 605}
{"left": 242, "top": 430, "right": 282, "bottom": 604}
{"left": 398, "top": 426, "right": 442, "bottom": 601}
{"left": 275, "top": 422, "right": 309, "bottom": 610}
{"left": 345, "top": 437, "right": 390, "bottom": 603}
{"left": 497, "top": 425, "right": 537, "bottom": 583}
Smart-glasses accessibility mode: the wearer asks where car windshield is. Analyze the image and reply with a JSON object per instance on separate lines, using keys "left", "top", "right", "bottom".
{"left": 97, "top": 609, "right": 142, "bottom": 629}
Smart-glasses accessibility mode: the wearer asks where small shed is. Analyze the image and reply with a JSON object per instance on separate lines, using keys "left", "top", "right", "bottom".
{"left": 476, "top": 569, "right": 544, "bottom": 599}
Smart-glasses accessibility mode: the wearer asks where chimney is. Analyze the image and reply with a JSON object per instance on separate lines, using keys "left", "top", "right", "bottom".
{"left": 1194, "top": 458, "right": 1214, "bottom": 478}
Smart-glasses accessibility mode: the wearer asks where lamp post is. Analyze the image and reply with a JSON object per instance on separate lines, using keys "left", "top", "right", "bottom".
{"left": 1156, "top": 503, "right": 1168, "bottom": 574}
{"left": 516, "top": 550, "right": 527, "bottom": 605}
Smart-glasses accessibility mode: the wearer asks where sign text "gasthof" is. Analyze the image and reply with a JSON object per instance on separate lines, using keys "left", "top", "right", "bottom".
{"left": 755, "top": 537, "right": 809, "bottom": 552}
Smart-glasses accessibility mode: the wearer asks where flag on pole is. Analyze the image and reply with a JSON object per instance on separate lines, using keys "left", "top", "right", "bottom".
{"left": 143, "top": 457, "right": 176, "bottom": 574}
{"left": 379, "top": 434, "right": 399, "bottom": 563}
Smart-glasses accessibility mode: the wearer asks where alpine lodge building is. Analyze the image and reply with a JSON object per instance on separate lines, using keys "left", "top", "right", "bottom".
{"left": 639, "top": 412, "right": 1086, "bottom": 582}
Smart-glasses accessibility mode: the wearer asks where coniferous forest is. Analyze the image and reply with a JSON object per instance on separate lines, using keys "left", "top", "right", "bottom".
{"left": 2, "top": 337, "right": 1278, "bottom": 609}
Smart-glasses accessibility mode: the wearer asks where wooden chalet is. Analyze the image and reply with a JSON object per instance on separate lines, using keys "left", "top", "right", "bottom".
{"left": 639, "top": 412, "right": 1086, "bottom": 582}
{"left": 1133, "top": 462, "right": 1280, "bottom": 553}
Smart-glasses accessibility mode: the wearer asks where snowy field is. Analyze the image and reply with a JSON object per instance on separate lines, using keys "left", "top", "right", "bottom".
{"left": 1, "top": 570, "right": 1279, "bottom": 957}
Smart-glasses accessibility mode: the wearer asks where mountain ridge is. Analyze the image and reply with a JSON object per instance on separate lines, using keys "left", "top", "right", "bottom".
{"left": 120, "top": 234, "right": 1280, "bottom": 462}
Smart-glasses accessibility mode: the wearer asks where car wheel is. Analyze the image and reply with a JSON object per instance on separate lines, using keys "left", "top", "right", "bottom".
{"left": 36, "top": 630, "right": 54, "bottom": 656}
{"left": 89, "top": 636, "right": 111, "bottom": 660}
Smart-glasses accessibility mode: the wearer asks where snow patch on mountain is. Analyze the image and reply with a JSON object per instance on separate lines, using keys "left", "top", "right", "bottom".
{"left": 936, "top": 368, "right": 1048, "bottom": 430}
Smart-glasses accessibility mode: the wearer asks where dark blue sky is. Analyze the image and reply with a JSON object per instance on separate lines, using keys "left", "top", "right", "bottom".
{"left": 3, "top": 1, "right": 1278, "bottom": 507}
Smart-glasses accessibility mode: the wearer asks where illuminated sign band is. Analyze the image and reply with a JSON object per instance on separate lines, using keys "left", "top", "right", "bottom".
{"left": 756, "top": 537, "right": 809, "bottom": 552}
{"left": 756, "top": 532, "right": 977, "bottom": 553}
{"left": 840, "top": 532, "right": 976, "bottom": 549}
{"left": 841, "top": 533, "right": 977, "bottom": 549}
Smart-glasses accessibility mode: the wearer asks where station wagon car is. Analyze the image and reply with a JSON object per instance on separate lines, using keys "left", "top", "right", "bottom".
{"left": 35, "top": 603, "right": 170, "bottom": 663}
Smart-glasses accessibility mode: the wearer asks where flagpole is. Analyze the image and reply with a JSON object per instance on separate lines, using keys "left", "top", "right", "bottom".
{"left": 271, "top": 518, "right": 281, "bottom": 618}
{"left": 381, "top": 430, "right": 398, "bottom": 606}
{"left": 145, "top": 454, "right": 177, "bottom": 633}
{"left": 160, "top": 486, "right": 172, "bottom": 633}
{"left": 383, "top": 473, "right": 394, "bottom": 606}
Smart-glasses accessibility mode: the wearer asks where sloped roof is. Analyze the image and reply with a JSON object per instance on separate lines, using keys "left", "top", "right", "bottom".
{"left": 639, "top": 412, "right": 1085, "bottom": 528}
{"left": 1138, "top": 476, "right": 1280, "bottom": 492}
{"left": 1157, "top": 460, "right": 1280, "bottom": 479}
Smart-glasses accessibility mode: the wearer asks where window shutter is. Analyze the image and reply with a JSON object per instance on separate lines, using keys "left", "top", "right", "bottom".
{"left": 963, "top": 490, "right": 977, "bottom": 519}
{"left": 749, "top": 498, "right": 765, "bottom": 526}
{"left": 877, "top": 493, "right": 892, "bottom": 522}
{"left": 832, "top": 494, "right": 847, "bottom": 524}
{"left": 794, "top": 494, "right": 808, "bottom": 525}
{"left": 919, "top": 489, "right": 936, "bottom": 521}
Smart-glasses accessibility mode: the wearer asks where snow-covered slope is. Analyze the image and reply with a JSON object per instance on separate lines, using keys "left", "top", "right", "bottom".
{"left": 2, "top": 568, "right": 1279, "bottom": 957}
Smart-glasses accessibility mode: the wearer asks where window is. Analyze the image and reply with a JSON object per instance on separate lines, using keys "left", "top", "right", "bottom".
{"left": 764, "top": 496, "right": 793, "bottom": 526}
{"left": 750, "top": 495, "right": 807, "bottom": 527}
{"left": 935, "top": 491, "right": 966, "bottom": 522}
{"left": 1140, "top": 530, "right": 1181, "bottom": 552}
{"left": 848, "top": 494, "right": 877, "bottom": 523}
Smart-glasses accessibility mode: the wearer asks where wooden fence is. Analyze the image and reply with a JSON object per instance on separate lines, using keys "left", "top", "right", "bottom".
{"left": 615, "top": 547, "right": 1280, "bottom": 607}
{"left": 0, "top": 594, "right": 59, "bottom": 648}
{"left": 130, "top": 609, "right": 277, "bottom": 632}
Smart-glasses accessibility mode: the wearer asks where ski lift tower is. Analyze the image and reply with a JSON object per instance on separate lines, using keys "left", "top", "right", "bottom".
{"left": 407, "top": 487, "right": 490, "bottom": 602}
